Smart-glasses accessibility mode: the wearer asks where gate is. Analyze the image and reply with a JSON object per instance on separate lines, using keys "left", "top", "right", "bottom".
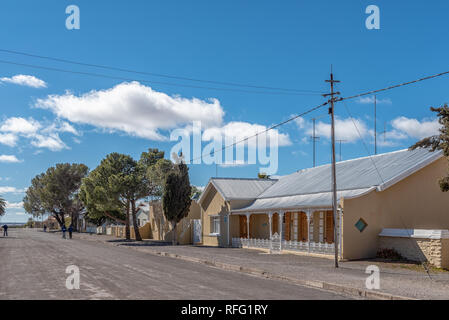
{"left": 193, "top": 219, "right": 202, "bottom": 244}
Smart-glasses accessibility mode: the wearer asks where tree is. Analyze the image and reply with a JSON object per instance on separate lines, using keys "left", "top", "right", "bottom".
{"left": 410, "top": 104, "right": 449, "bottom": 192}
{"left": 258, "top": 172, "right": 270, "bottom": 179}
{"left": 162, "top": 162, "right": 192, "bottom": 245}
{"left": 147, "top": 158, "right": 176, "bottom": 198}
{"left": 190, "top": 186, "right": 202, "bottom": 199}
{"left": 80, "top": 152, "right": 155, "bottom": 241}
{"left": 0, "top": 196, "right": 5, "bottom": 217}
{"left": 23, "top": 163, "right": 89, "bottom": 229}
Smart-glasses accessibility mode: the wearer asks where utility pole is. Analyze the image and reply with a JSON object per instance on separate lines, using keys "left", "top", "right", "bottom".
{"left": 374, "top": 95, "right": 377, "bottom": 155}
{"left": 323, "top": 69, "right": 340, "bottom": 268}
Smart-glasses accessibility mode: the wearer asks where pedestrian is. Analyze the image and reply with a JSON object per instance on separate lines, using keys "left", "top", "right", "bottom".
{"left": 2, "top": 224, "right": 8, "bottom": 237}
{"left": 68, "top": 224, "right": 73, "bottom": 239}
{"left": 43, "top": 225, "right": 47, "bottom": 232}
{"left": 61, "top": 225, "right": 67, "bottom": 239}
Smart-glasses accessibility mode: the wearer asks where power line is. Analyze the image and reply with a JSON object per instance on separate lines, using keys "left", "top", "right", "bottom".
{"left": 0, "top": 48, "right": 325, "bottom": 94}
{"left": 0, "top": 59, "right": 321, "bottom": 96}
{"left": 339, "top": 69, "right": 449, "bottom": 102}
{"left": 188, "top": 101, "right": 329, "bottom": 163}
{"left": 340, "top": 99, "right": 385, "bottom": 185}
{"left": 187, "top": 67, "right": 449, "bottom": 164}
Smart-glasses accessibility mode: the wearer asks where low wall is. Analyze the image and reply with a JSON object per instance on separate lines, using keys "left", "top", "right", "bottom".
{"left": 379, "top": 229, "right": 449, "bottom": 268}
{"left": 110, "top": 223, "right": 152, "bottom": 240}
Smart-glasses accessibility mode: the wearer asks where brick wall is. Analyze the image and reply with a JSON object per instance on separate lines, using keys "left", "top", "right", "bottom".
{"left": 379, "top": 236, "right": 448, "bottom": 268}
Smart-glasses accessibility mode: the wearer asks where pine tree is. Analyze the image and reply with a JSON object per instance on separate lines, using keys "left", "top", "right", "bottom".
{"left": 410, "top": 104, "right": 449, "bottom": 191}
{"left": 162, "top": 162, "right": 192, "bottom": 245}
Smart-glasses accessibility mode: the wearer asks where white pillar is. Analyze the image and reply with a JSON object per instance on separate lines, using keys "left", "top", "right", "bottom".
{"left": 278, "top": 211, "right": 284, "bottom": 250}
{"left": 246, "top": 213, "right": 250, "bottom": 239}
{"left": 268, "top": 212, "right": 273, "bottom": 253}
{"left": 306, "top": 209, "right": 312, "bottom": 252}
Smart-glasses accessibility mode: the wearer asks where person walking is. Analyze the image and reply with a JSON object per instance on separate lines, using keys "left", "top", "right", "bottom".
{"left": 2, "top": 224, "right": 8, "bottom": 237}
{"left": 61, "top": 225, "right": 67, "bottom": 239}
{"left": 68, "top": 224, "right": 73, "bottom": 239}
{"left": 43, "top": 225, "right": 47, "bottom": 232}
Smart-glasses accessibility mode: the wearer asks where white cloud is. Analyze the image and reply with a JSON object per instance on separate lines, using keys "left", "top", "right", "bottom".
{"left": 0, "top": 155, "right": 22, "bottom": 163}
{"left": 0, "top": 133, "right": 18, "bottom": 147}
{"left": 35, "top": 81, "right": 225, "bottom": 141}
{"left": 390, "top": 117, "right": 441, "bottom": 140}
{"left": 203, "top": 121, "right": 291, "bottom": 148}
{"left": 0, "top": 74, "right": 47, "bottom": 88}
{"left": 0, "top": 117, "right": 41, "bottom": 134}
{"left": 0, "top": 186, "right": 25, "bottom": 193}
{"left": 6, "top": 201, "right": 23, "bottom": 209}
{"left": 219, "top": 160, "right": 249, "bottom": 167}
{"left": 0, "top": 117, "right": 76, "bottom": 152}
{"left": 357, "top": 96, "right": 392, "bottom": 105}
{"left": 30, "top": 134, "right": 68, "bottom": 151}
{"left": 305, "top": 117, "right": 370, "bottom": 142}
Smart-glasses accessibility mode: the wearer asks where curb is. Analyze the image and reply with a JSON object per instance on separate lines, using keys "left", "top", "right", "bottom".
{"left": 152, "top": 250, "right": 414, "bottom": 300}
{"left": 77, "top": 234, "right": 415, "bottom": 300}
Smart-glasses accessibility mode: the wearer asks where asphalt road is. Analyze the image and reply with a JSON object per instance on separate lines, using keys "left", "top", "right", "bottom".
{"left": 0, "top": 228, "right": 352, "bottom": 300}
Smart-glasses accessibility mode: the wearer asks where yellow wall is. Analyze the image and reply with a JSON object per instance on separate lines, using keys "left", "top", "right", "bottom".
{"left": 200, "top": 186, "right": 227, "bottom": 246}
{"left": 342, "top": 157, "right": 449, "bottom": 260}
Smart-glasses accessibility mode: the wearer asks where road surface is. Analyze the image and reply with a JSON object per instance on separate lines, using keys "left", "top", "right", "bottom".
{"left": 0, "top": 228, "right": 352, "bottom": 300}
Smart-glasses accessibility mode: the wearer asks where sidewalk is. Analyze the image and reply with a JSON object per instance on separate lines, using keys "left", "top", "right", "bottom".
{"left": 74, "top": 232, "right": 449, "bottom": 300}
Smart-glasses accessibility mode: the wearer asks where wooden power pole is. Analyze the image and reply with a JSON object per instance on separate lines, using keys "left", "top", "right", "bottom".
{"left": 323, "top": 70, "right": 340, "bottom": 268}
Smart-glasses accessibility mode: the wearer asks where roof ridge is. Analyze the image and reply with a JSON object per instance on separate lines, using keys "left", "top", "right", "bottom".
{"left": 295, "top": 148, "right": 410, "bottom": 173}
{"left": 211, "top": 177, "right": 278, "bottom": 181}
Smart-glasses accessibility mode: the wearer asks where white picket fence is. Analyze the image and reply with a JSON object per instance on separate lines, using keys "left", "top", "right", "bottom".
{"left": 232, "top": 236, "right": 335, "bottom": 255}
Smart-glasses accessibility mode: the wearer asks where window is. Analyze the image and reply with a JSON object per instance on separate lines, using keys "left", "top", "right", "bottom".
{"left": 210, "top": 216, "right": 220, "bottom": 235}
{"left": 355, "top": 218, "right": 368, "bottom": 232}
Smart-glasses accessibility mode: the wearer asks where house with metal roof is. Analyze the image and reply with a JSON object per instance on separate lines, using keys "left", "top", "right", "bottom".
{"left": 197, "top": 148, "right": 449, "bottom": 268}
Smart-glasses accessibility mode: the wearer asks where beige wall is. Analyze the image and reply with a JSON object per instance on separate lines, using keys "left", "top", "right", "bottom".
{"left": 342, "top": 157, "right": 449, "bottom": 260}
{"left": 200, "top": 186, "right": 228, "bottom": 246}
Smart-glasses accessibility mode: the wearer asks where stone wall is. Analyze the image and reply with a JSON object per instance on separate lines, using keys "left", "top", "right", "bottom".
{"left": 379, "top": 236, "right": 448, "bottom": 268}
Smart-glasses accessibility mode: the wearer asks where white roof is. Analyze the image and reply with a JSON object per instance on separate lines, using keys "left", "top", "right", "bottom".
{"left": 232, "top": 148, "right": 443, "bottom": 213}
{"left": 198, "top": 178, "right": 277, "bottom": 203}
{"left": 232, "top": 188, "right": 374, "bottom": 213}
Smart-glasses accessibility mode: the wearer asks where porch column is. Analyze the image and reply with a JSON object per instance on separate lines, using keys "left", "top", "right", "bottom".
{"left": 293, "top": 212, "right": 298, "bottom": 241}
{"left": 306, "top": 209, "right": 312, "bottom": 252}
{"left": 246, "top": 213, "right": 250, "bottom": 239}
{"left": 268, "top": 212, "right": 273, "bottom": 253}
{"left": 319, "top": 211, "right": 324, "bottom": 243}
{"left": 268, "top": 212, "right": 273, "bottom": 240}
{"left": 278, "top": 211, "right": 284, "bottom": 250}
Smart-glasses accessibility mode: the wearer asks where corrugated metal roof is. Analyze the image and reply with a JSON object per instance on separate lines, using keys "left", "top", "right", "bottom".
{"left": 210, "top": 178, "right": 277, "bottom": 200}
{"left": 232, "top": 188, "right": 373, "bottom": 212}
{"left": 258, "top": 148, "right": 442, "bottom": 199}
{"left": 231, "top": 148, "right": 443, "bottom": 213}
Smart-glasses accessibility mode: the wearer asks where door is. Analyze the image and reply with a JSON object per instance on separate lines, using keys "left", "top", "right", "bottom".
{"left": 239, "top": 215, "right": 247, "bottom": 238}
{"left": 325, "top": 211, "right": 334, "bottom": 244}
{"left": 193, "top": 219, "right": 202, "bottom": 244}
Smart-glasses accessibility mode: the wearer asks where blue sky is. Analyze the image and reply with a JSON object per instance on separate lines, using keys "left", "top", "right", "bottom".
{"left": 0, "top": 0, "right": 448, "bottom": 222}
